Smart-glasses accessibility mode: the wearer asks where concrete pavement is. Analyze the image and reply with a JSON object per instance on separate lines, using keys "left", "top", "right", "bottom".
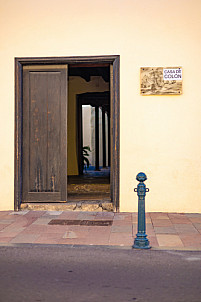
{"left": 0, "top": 210, "right": 201, "bottom": 250}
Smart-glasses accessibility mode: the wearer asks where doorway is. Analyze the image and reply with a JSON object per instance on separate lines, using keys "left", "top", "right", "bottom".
{"left": 15, "top": 56, "right": 120, "bottom": 211}
{"left": 68, "top": 90, "right": 110, "bottom": 203}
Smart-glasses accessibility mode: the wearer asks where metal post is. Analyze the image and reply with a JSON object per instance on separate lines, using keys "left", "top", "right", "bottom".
{"left": 133, "top": 172, "right": 151, "bottom": 249}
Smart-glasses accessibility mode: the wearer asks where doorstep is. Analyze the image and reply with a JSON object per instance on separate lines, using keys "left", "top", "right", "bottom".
{"left": 20, "top": 200, "right": 113, "bottom": 212}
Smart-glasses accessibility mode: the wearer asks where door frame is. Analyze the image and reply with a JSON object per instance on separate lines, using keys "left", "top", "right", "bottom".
{"left": 15, "top": 55, "right": 120, "bottom": 211}
{"left": 77, "top": 91, "right": 110, "bottom": 175}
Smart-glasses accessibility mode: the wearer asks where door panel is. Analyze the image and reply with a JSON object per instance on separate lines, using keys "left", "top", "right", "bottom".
{"left": 22, "top": 65, "right": 68, "bottom": 202}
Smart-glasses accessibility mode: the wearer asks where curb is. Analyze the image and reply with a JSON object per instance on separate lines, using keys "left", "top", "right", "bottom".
{"left": 0, "top": 242, "right": 201, "bottom": 251}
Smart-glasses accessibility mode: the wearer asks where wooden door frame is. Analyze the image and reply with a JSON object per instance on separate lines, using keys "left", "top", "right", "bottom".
{"left": 77, "top": 91, "right": 110, "bottom": 175}
{"left": 15, "top": 55, "right": 120, "bottom": 211}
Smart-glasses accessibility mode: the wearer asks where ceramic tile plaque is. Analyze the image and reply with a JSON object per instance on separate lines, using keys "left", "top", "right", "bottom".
{"left": 140, "top": 67, "right": 182, "bottom": 95}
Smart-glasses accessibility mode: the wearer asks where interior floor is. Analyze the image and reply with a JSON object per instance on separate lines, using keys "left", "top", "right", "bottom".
{"left": 68, "top": 168, "right": 110, "bottom": 184}
{"left": 67, "top": 168, "right": 111, "bottom": 202}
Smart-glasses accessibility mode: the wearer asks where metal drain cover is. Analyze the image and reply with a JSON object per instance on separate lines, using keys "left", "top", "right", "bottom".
{"left": 48, "top": 219, "right": 113, "bottom": 226}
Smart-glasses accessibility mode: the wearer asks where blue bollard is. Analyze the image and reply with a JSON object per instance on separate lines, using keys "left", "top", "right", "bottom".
{"left": 133, "top": 172, "right": 151, "bottom": 249}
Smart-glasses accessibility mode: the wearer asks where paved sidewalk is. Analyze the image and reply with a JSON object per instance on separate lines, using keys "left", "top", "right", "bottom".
{"left": 0, "top": 211, "right": 201, "bottom": 250}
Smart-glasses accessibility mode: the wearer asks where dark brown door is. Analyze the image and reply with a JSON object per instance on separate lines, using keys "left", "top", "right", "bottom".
{"left": 22, "top": 65, "right": 68, "bottom": 202}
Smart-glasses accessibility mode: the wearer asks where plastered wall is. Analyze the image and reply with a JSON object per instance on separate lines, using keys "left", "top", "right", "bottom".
{"left": 0, "top": 0, "right": 201, "bottom": 212}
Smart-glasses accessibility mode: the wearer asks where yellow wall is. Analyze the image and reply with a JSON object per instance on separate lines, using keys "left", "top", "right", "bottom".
{"left": 0, "top": 0, "right": 201, "bottom": 212}
{"left": 67, "top": 76, "right": 109, "bottom": 175}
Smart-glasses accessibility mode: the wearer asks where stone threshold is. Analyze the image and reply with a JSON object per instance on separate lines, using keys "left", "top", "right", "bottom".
{"left": 67, "top": 183, "right": 110, "bottom": 194}
{"left": 20, "top": 200, "right": 113, "bottom": 212}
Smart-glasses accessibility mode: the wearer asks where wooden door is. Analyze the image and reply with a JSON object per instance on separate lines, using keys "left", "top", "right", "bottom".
{"left": 22, "top": 65, "right": 68, "bottom": 202}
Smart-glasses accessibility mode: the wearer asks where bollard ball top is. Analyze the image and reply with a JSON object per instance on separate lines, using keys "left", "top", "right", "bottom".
{"left": 136, "top": 172, "right": 147, "bottom": 182}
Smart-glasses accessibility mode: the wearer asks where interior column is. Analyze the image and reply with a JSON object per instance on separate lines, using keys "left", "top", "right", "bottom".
{"left": 102, "top": 107, "right": 106, "bottom": 168}
{"left": 107, "top": 110, "right": 110, "bottom": 167}
{"left": 95, "top": 105, "right": 100, "bottom": 171}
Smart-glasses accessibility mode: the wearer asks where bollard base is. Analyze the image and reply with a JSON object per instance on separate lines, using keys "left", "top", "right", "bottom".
{"left": 132, "top": 234, "right": 151, "bottom": 249}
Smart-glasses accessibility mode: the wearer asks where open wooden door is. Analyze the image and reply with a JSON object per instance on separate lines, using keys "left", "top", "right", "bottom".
{"left": 15, "top": 56, "right": 119, "bottom": 210}
{"left": 22, "top": 65, "right": 68, "bottom": 202}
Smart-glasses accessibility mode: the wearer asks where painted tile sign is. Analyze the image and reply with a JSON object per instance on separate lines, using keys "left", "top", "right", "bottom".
{"left": 140, "top": 67, "right": 182, "bottom": 95}
{"left": 163, "top": 68, "right": 182, "bottom": 80}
